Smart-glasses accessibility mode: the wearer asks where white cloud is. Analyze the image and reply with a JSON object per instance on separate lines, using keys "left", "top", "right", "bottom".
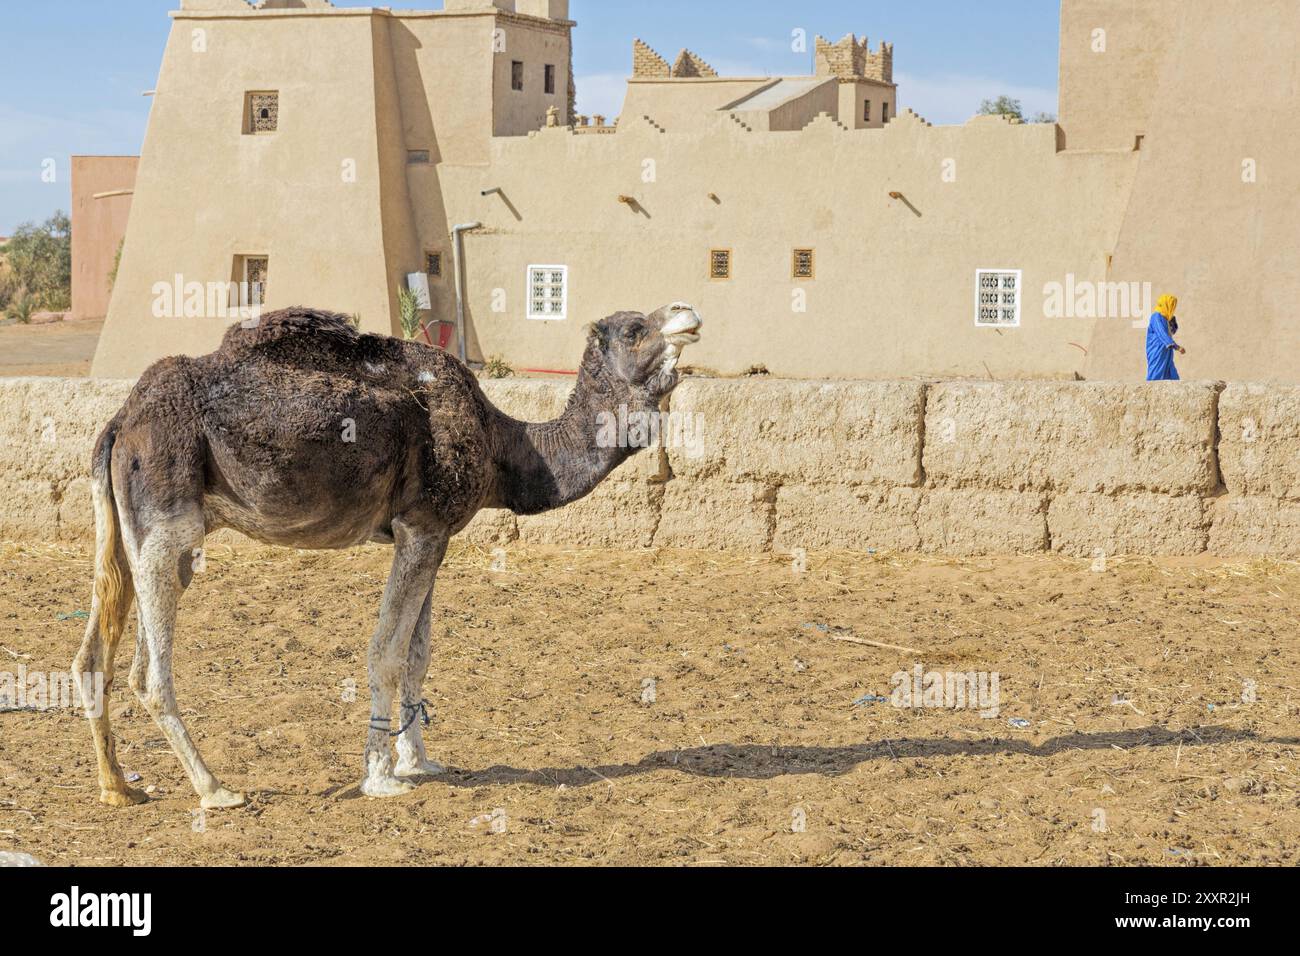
{"left": 894, "top": 71, "right": 1058, "bottom": 126}
{"left": 574, "top": 72, "right": 629, "bottom": 120}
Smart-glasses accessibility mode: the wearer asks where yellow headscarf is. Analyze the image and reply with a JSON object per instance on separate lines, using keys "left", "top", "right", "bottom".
{"left": 1156, "top": 294, "right": 1179, "bottom": 319}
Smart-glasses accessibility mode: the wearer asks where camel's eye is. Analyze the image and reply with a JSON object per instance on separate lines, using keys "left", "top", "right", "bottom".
{"left": 624, "top": 325, "right": 644, "bottom": 344}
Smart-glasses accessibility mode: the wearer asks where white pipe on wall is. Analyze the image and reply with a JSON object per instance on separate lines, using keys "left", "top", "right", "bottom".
{"left": 450, "top": 221, "right": 481, "bottom": 364}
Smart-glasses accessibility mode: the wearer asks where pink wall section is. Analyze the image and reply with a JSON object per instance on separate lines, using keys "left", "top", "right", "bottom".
{"left": 71, "top": 156, "right": 138, "bottom": 321}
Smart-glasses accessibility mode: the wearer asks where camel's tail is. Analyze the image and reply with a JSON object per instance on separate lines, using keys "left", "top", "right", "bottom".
{"left": 88, "top": 416, "right": 133, "bottom": 654}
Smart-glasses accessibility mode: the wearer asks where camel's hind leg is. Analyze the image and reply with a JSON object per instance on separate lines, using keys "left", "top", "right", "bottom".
{"left": 127, "top": 507, "right": 244, "bottom": 810}
{"left": 362, "top": 519, "right": 447, "bottom": 798}
{"left": 395, "top": 587, "right": 446, "bottom": 777}
{"left": 72, "top": 479, "right": 144, "bottom": 808}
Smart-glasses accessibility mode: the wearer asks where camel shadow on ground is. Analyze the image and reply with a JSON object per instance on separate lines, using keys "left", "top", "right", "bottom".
{"left": 414, "top": 725, "right": 1298, "bottom": 791}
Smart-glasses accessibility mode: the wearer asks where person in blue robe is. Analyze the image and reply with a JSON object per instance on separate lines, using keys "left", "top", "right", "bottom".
{"left": 1146, "top": 294, "right": 1185, "bottom": 381}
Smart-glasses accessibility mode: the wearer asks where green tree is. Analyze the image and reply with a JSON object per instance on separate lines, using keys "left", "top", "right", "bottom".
{"left": 977, "top": 95, "right": 1024, "bottom": 121}
{"left": 5, "top": 211, "right": 72, "bottom": 311}
{"left": 978, "top": 97, "right": 1057, "bottom": 124}
{"left": 0, "top": 257, "right": 17, "bottom": 312}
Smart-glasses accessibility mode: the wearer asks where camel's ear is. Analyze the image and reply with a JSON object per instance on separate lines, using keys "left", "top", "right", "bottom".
{"left": 585, "top": 322, "right": 610, "bottom": 353}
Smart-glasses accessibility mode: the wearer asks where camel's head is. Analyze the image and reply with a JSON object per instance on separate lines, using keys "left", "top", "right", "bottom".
{"left": 586, "top": 302, "right": 703, "bottom": 399}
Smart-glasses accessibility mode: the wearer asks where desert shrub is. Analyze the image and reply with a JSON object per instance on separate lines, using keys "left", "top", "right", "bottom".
{"left": 5, "top": 292, "right": 37, "bottom": 324}
{"left": 5, "top": 211, "right": 71, "bottom": 311}
{"left": 0, "top": 258, "right": 17, "bottom": 312}
{"left": 481, "top": 355, "right": 515, "bottom": 379}
{"left": 107, "top": 238, "right": 124, "bottom": 294}
{"left": 397, "top": 287, "right": 422, "bottom": 340}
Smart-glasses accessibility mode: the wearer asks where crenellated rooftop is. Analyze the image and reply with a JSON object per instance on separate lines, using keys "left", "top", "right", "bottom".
{"left": 814, "top": 33, "right": 894, "bottom": 84}
{"left": 632, "top": 40, "right": 719, "bottom": 79}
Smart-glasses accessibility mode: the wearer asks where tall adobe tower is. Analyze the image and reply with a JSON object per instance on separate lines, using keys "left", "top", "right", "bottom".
{"left": 93, "top": 0, "right": 575, "bottom": 377}
{"left": 813, "top": 34, "right": 897, "bottom": 128}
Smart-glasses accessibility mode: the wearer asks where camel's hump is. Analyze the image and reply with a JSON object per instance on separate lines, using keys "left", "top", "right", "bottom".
{"left": 218, "top": 307, "right": 363, "bottom": 353}
{"left": 215, "top": 307, "right": 415, "bottom": 375}
{"left": 209, "top": 307, "right": 482, "bottom": 398}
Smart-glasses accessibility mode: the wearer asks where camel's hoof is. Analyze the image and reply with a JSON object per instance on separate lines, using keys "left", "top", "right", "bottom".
{"left": 361, "top": 775, "right": 416, "bottom": 798}
{"left": 200, "top": 788, "right": 246, "bottom": 810}
{"left": 396, "top": 758, "right": 447, "bottom": 778}
{"left": 100, "top": 786, "right": 148, "bottom": 808}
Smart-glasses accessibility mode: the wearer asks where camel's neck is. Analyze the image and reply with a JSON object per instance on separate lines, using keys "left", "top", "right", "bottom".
{"left": 487, "top": 358, "right": 654, "bottom": 516}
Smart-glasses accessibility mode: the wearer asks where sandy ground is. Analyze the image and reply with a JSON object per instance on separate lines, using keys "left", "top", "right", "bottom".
{"left": 0, "top": 541, "right": 1296, "bottom": 867}
{"left": 0, "top": 318, "right": 102, "bottom": 377}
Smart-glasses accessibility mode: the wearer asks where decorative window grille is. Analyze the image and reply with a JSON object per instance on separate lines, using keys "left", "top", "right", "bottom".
{"left": 241, "top": 256, "right": 268, "bottom": 306}
{"left": 975, "top": 269, "right": 1021, "bottom": 327}
{"left": 511, "top": 61, "right": 524, "bottom": 91}
{"left": 527, "top": 265, "right": 567, "bottom": 320}
{"left": 544, "top": 64, "right": 556, "bottom": 95}
{"left": 247, "top": 92, "right": 278, "bottom": 133}
{"left": 709, "top": 249, "right": 732, "bottom": 280}
{"left": 792, "top": 248, "right": 815, "bottom": 280}
{"left": 407, "top": 149, "right": 430, "bottom": 165}
{"left": 426, "top": 252, "right": 442, "bottom": 279}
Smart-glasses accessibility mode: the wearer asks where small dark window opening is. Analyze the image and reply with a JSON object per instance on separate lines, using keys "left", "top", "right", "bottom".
{"left": 245, "top": 91, "right": 279, "bottom": 134}
{"left": 234, "top": 255, "right": 269, "bottom": 306}
{"left": 511, "top": 61, "right": 524, "bottom": 91}
{"left": 426, "top": 253, "right": 442, "bottom": 279}
{"left": 544, "top": 64, "right": 556, "bottom": 95}
{"left": 793, "top": 248, "right": 815, "bottom": 280}
{"left": 864, "top": 100, "right": 871, "bottom": 123}
{"left": 882, "top": 102, "right": 890, "bottom": 123}
{"left": 709, "top": 249, "right": 732, "bottom": 281}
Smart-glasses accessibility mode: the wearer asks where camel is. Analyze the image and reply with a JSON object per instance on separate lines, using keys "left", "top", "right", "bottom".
{"left": 72, "top": 302, "right": 702, "bottom": 808}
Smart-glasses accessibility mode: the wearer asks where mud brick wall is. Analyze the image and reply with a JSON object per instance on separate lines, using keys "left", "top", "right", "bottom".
{"left": 1, "top": 377, "right": 1296, "bottom": 558}
{"left": 0, "top": 378, "right": 135, "bottom": 543}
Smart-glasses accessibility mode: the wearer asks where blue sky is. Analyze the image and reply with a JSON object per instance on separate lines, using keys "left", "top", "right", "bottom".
{"left": 0, "top": 0, "right": 1059, "bottom": 234}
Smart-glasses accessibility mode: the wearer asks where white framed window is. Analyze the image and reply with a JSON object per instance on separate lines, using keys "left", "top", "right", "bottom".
{"left": 975, "top": 269, "right": 1021, "bottom": 327}
{"left": 526, "top": 264, "right": 568, "bottom": 320}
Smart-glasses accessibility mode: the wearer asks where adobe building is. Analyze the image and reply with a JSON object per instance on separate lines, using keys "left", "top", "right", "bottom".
{"left": 91, "top": 0, "right": 1300, "bottom": 384}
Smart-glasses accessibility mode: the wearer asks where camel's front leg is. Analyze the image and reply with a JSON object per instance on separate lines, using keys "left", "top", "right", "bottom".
{"left": 362, "top": 520, "right": 446, "bottom": 798}
{"left": 396, "top": 587, "right": 446, "bottom": 777}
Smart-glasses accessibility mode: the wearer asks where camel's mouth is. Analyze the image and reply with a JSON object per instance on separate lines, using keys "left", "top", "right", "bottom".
{"left": 661, "top": 304, "right": 703, "bottom": 347}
